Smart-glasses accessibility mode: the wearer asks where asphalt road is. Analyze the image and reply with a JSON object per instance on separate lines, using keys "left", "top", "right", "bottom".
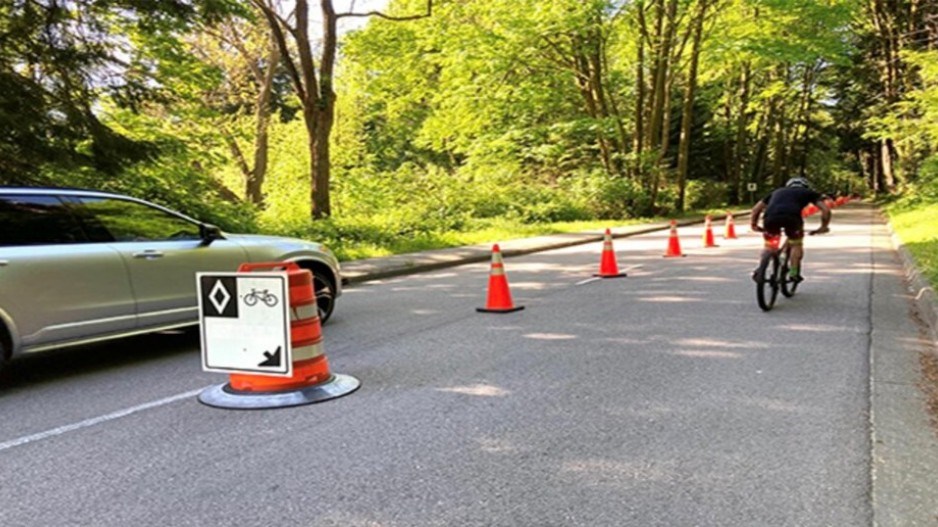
{"left": 1, "top": 203, "right": 935, "bottom": 526}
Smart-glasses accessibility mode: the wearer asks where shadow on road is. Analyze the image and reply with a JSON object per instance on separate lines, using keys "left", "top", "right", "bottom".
{"left": 0, "top": 329, "right": 199, "bottom": 392}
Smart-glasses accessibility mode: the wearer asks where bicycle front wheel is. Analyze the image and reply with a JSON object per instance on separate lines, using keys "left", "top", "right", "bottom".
{"left": 780, "top": 247, "right": 799, "bottom": 298}
{"left": 756, "top": 252, "right": 780, "bottom": 311}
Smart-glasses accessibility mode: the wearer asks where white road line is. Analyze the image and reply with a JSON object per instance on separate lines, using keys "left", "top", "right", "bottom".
{"left": 0, "top": 387, "right": 207, "bottom": 453}
{"left": 576, "top": 277, "right": 600, "bottom": 286}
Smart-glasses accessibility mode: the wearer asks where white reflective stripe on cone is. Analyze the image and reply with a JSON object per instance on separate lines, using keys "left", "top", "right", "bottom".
{"left": 292, "top": 342, "right": 324, "bottom": 362}
{"left": 290, "top": 304, "right": 319, "bottom": 322}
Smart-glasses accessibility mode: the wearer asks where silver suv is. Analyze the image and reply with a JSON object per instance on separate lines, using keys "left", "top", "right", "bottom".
{"left": 0, "top": 188, "right": 342, "bottom": 375}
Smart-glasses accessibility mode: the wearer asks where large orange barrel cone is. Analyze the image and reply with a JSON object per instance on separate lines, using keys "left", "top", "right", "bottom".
{"left": 477, "top": 244, "right": 524, "bottom": 313}
{"left": 724, "top": 212, "right": 738, "bottom": 239}
{"left": 594, "top": 229, "right": 627, "bottom": 278}
{"left": 663, "top": 220, "right": 686, "bottom": 257}
{"left": 702, "top": 215, "right": 718, "bottom": 248}
{"left": 199, "top": 262, "right": 360, "bottom": 410}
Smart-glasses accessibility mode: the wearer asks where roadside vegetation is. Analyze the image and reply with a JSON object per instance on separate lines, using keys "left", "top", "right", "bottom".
{"left": 883, "top": 169, "right": 938, "bottom": 288}
{"left": 886, "top": 199, "right": 938, "bottom": 288}
{"left": 0, "top": 1, "right": 935, "bottom": 263}
{"left": 300, "top": 214, "right": 703, "bottom": 261}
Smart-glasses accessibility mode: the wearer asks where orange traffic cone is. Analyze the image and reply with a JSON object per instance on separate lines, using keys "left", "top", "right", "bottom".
{"left": 702, "top": 215, "right": 718, "bottom": 248}
{"left": 477, "top": 244, "right": 524, "bottom": 313}
{"left": 199, "top": 262, "right": 360, "bottom": 410}
{"left": 663, "top": 220, "right": 686, "bottom": 257}
{"left": 724, "top": 212, "right": 738, "bottom": 239}
{"left": 594, "top": 229, "right": 627, "bottom": 278}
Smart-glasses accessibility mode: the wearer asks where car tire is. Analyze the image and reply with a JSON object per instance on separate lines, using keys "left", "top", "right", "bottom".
{"left": 312, "top": 271, "right": 336, "bottom": 324}
{"left": 0, "top": 332, "right": 9, "bottom": 380}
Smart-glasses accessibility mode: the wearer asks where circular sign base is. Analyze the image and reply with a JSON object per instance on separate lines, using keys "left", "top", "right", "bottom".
{"left": 198, "top": 374, "right": 360, "bottom": 410}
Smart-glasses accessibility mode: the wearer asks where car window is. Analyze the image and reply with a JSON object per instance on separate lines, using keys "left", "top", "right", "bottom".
{"left": 75, "top": 197, "right": 202, "bottom": 242}
{"left": 0, "top": 194, "right": 88, "bottom": 246}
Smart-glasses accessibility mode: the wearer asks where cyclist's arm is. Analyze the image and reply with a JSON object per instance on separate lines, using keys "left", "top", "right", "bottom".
{"left": 811, "top": 199, "right": 832, "bottom": 234}
{"left": 750, "top": 201, "right": 767, "bottom": 232}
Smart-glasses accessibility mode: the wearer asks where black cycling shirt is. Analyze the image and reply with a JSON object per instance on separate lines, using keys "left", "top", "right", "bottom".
{"left": 760, "top": 187, "right": 822, "bottom": 218}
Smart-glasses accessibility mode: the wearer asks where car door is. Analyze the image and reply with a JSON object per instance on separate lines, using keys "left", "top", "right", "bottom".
{"left": 71, "top": 196, "right": 249, "bottom": 328}
{"left": 0, "top": 194, "right": 136, "bottom": 350}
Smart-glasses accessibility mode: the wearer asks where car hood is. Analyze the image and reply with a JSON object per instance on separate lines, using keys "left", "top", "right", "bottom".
{"left": 223, "top": 233, "right": 339, "bottom": 267}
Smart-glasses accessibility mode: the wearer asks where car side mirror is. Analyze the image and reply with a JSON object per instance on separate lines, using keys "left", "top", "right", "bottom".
{"left": 199, "top": 223, "right": 223, "bottom": 245}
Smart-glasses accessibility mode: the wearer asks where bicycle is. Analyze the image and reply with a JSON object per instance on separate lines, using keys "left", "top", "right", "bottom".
{"left": 752, "top": 227, "right": 826, "bottom": 312}
{"left": 243, "top": 288, "right": 278, "bottom": 307}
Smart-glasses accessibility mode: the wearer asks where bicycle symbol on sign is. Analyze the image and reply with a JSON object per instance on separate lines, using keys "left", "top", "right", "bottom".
{"left": 243, "top": 288, "right": 278, "bottom": 307}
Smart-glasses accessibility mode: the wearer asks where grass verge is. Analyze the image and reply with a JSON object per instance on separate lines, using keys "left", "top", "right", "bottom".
{"left": 883, "top": 199, "right": 938, "bottom": 289}
{"left": 327, "top": 210, "right": 735, "bottom": 261}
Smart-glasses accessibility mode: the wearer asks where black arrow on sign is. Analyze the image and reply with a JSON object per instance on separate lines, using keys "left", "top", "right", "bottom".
{"left": 258, "top": 346, "right": 282, "bottom": 368}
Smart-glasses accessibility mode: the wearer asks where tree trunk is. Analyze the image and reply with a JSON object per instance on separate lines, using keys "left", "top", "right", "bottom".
{"left": 675, "top": 0, "right": 709, "bottom": 212}
{"left": 881, "top": 138, "right": 896, "bottom": 192}
{"left": 723, "top": 80, "right": 734, "bottom": 201}
{"left": 647, "top": 0, "right": 678, "bottom": 153}
{"left": 634, "top": 20, "right": 645, "bottom": 158}
{"left": 730, "top": 64, "right": 750, "bottom": 205}
{"left": 247, "top": 40, "right": 280, "bottom": 207}
{"left": 794, "top": 63, "right": 817, "bottom": 179}
{"left": 749, "top": 105, "right": 773, "bottom": 189}
{"left": 254, "top": 0, "right": 432, "bottom": 219}
{"left": 869, "top": 0, "right": 902, "bottom": 193}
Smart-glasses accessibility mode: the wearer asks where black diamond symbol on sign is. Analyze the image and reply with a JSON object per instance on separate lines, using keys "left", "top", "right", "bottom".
{"left": 200, "top": 276, "right": 238, "bottom": 318}
{"left": 209, "top": 281, "right": 231, "bottom": 313}
{"left": 258, "top": 346, "right": 282, "bottom": 368}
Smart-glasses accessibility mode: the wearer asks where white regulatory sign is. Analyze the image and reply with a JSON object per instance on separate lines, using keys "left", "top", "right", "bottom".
{"left": 197, "top": 272, "right": 292, "bottom": 377}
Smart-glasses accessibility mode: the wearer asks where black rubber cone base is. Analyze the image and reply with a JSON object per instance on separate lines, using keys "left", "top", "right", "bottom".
{"left": 476, "top": 306, "right": 525, "bottom": 313}
{"left": 593, "top": 272, "right": 628, "bottom": 278}
{"left": 198, "top": 373, "right": 360, "bottom": 410}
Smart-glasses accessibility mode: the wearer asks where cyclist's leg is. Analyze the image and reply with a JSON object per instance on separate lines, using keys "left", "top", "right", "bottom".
{"left": 783, "top": 216, "right": 806, "bottom": 279}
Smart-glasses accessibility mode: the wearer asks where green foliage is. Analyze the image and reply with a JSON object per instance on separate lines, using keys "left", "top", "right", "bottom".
{"left": 40, "top": 142, "right": 256, "bottom": 233}
{"left": 565, "top": 171, "right": 645, "bottom": 219}
{"left": 685, "top": 180, "right": 729, "bottom": 210}
{"left": 885, "top": 184, "right": 938, "bottom": 289}
{"left": 900, "top": 155, "right": 938, "bottom": 203}
{"left": 1, "top": 0, "right": 927, "bottom": 262}
{"left": 0, "top": 0, "right": 243, "bottom": 183}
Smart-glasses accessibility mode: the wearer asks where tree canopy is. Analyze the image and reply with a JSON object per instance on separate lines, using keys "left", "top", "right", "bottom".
{"left": 1, "top": 0, "right": 936, "bottom": 234}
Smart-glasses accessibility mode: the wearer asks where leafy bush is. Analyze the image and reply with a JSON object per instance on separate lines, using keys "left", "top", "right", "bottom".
{"left": 912, "top": 155, "right": 938, "bottom": 201}
{"left": 685, "top": 179, "right": 729, "bottom": 210}
{"left": 566, "top": 171, "right": 652, "bottom": 219}
{"left": 885, "top": 193, "right": 938, "bottom": 290}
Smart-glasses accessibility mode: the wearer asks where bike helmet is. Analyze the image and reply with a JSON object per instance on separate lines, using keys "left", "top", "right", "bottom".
{"left": 785, "top": 177, "right": 810, "bottom": 188}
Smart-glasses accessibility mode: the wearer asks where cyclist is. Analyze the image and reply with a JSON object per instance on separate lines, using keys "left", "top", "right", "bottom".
{"left": 749, "top": 177, "right": 831, "bottom": 282}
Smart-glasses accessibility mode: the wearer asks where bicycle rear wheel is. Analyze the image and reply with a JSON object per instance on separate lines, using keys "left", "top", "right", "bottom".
{"left": 780, "top": 246, "right": 799, "bottom": 297}
{"left": 756, "top": 251, "right": 780, "bottom": 311}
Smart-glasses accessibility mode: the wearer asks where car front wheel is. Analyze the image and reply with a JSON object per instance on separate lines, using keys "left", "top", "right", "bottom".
{"left": 0, "top": 336, "right": 8, "bottom": 380}
{"left": 312, "top": 271, "right": 336, "bottom": 324}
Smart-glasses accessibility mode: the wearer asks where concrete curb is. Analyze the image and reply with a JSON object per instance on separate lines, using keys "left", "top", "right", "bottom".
{"left": 341, "top": 211, "right": 751, "bottom": 285}
{"left": 881, "top": 209, "right": 938, "bottom": 343}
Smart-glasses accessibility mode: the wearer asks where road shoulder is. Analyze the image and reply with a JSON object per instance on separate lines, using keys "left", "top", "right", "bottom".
{"left": 870, "top": 206, "right": 938, "bottom": 527}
